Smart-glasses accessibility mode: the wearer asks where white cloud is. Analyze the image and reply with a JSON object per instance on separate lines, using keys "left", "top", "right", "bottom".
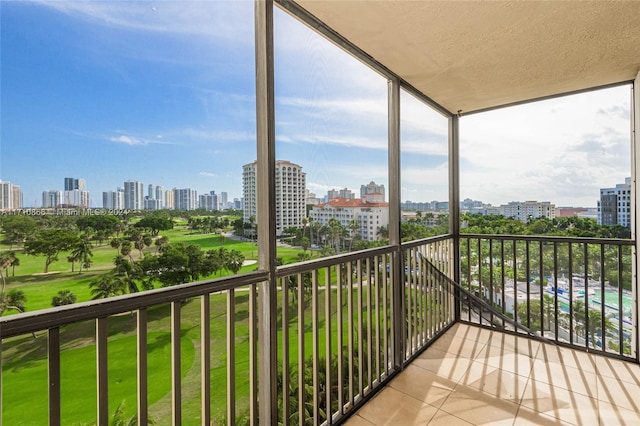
{"left": 105, "top": 133, "right": 172, "bottom": 146}
{"left": 199, "top": 172, "right": 217, "bottom": 177}
{"left": 35, "top": 1, "right": 254, "bottom": 42}
{"left": 460, "top": 85, "right": 632, "bottom": 206}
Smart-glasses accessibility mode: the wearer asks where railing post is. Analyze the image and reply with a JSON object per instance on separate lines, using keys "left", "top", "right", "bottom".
{"left": 255, "top": 0, "right": 278, "bottom": 422}
{"left": 388, "top": 77, "right": 404, "bottom": 367}
{"left": 449, "top": 114, "right": 461, "bottom": 321}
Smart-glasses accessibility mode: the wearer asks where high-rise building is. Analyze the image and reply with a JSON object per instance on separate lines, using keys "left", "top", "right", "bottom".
{"left": 64, "top": 190, "right": 90, "bottom": 207}
{"left": 155, "top": 185, "right": 164, "bottom": 207}
{"left": 165, "top": 189, "right": 175, "bottom": 209}
{"left": 0, "top": 181, "right": 22, "bottom": 210}
{"left": 124, "top": 180, "right": 144, "bottom": 210}
{"left": 103, "top": 190, "right": 124, "bottom": 209}
{"left": 64, "top": 177, "right": 86, "bottom": 191}
{"left": 174, "top": 188, "right": 198, "bottom": 211}
{"left": 361, "top": 181, "right": 385, "bottom": 202}
{"left": 43, "top": 190, "right": 62, "bottom": 208}
{"left": 199, "top": 191, "right": 219, "bottom": 211}
{"left": 499, "top": 201, "right": 556, "bottom": 222}
{"left": 61, "top": 177, "right": 89, "bottom": 207}
{"left": 12, "top": 185, "right": 23, "bottom": 209}
{"left": 327, "top": 188, "right": 355, "bottom": 200}
{"left": 361, "top": 182, "right": 385, "bottom": 203}
{"left": 243, "top": 160, "right": 307, "bottom": 235}
{"left": 220, "top": 192, "right": 228, "bottom": 209}
{"left": 598, "top": 177, "right": 631, "bottom": 228}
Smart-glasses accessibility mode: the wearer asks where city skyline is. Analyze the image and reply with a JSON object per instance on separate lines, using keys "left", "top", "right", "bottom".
{"left": 0, "top": 2, "right": 632, "bottom": 210}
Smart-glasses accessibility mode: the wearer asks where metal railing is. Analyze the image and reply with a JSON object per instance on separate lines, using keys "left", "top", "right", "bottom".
{"left": 275, "top": 236, "right": 455, "bottom": 425}
{"left": 459, "top": 234, "right": 638, "bottom": 362}
{"left": 0, "top": 271, "right": 268, "bottom": 425}
{"left": 0, "top": 237, "right": 456, "bottom": 425}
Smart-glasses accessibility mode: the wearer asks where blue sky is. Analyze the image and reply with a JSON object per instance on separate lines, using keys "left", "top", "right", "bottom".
{"left": 0, "top": 1, "right": 631, "bottom": 209}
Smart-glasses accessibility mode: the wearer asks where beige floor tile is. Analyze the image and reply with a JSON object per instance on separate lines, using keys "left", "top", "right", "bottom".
{"left": 439, "top": 386, "right": 520, "bottom": 425}
{"left": 457, "top": 360, "right": 530, "bottom": 403}
{"left": 529, "top": 357, "right": 597, "bottom": 398}
{"left": 355, "top": 386, "right": 439, "bottom": 426}
{"left": 513, "top": 406, "right": 573, "bottom": 425}
{"left": 520, "top": 377, "right": 600, "bottom": 425}
{"left": 343, "top": 414, "right": 376, "bottom": 426}
{"left": 389, "top": 364, "right": 456, "bottom": 408}
{"left": 598, "top": 400, "right": 640, "bottom": 426}
{"left": 596, "top": 356, "right": 640, "bottom": 385}
{"left": 486, "top": 331, "right": 541, "bottom": 355}
{"left": 476, "top": 343, "right": 536, "bottom": 378}
{"left": 535, "top": 343, "right": 597, "bottom": 374}
{"left": 597, "top": 373, "right": 640, "bottom": 412}
{"left": 430, "top": 334, "right": 487, "bottom": 360}
{"left": 427, "top": 410, "right": 474, "bottom": 426}
{"left": 412, "top": 347, "right": 474, "bottom": 382}
{"left": 447, "top": 323, "right": 495, "bottom": 343}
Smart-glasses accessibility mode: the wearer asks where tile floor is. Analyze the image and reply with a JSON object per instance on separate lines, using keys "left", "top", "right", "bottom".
{"left": 344, "top": 323, "right": 640, "bottom": 425}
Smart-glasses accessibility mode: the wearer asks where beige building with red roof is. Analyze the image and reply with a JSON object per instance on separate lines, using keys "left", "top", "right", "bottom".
{"left": 309, "top": 197, "right": 389, "bottom": 241}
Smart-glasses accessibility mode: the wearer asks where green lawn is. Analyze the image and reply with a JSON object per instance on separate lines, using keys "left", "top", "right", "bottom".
{"left": 1, "top": 226, "right": 346, "bottom": 424}
{"left": 1, "top": 284, "right": 381, "bottom": 425}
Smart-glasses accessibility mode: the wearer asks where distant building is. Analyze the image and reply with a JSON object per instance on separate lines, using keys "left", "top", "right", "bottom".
{"left": 401, "top": 200, "right": 448, "bottom": 211}
{"left": 461, "top": 198, "right": 484, "bottom": 211}
{"left": 199, "top": 191, "right": 219, "bottom": 211}
{"left": 174, "top": 188, "right": 198, "bottom": 211}
{"left": 165, "top": 189, "right": 175, "bottom": 209}
{"left": 43, "top": 190, "right": 62, "bottom": 208}
{"left": 327, "top": 188, "right": 355, "bottom": 201}
{"left": 64, "top": 177, "right": 86, "bottom": 191}
{"left": 499, "top": 201, "right": 555, "bottom": 222}
{"left": 143, "top": 198, "right": 162, "bottom": 210}
{"left": 155, "top": 185, "right": 164, "bottom": 207}
{"left": 309, "top": 197, "right": 389, "bottom": 242}
{"left": 103, "top": 190, "right": 124, "bottom": 210}
{"left": 243, "top": 160, "right": 307, "bottom": 235}
{"left": 220, "top": 192, "right": 228, "bottom": 209}
{"left": 361, "top": 181, "right": 385, "bottom": 202}
{"left": 63, "top": 190, "right": 90, "bottom": 208}
{"left": 61, "top": 177, "right": 89, "bottom": 207}
{"left": 0, "top": 181, "right": 22, "bottom": 210}
{"left": 555, "top": 207, "right": 590, "bottom": 218}
{"left": 598, "top": 177, "right": 631, "bottom": 228}
{"left": 124, "top": 180, "right": 144, "bottom": 210}
{"left": 306, "top": 189, "right": 322, "bottom": 205}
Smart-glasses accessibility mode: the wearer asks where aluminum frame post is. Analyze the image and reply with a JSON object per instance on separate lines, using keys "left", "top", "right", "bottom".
{"left": 632, "top": 72, "right": 639, "bottom": 360}
{"left": 388, "top": 78, "right": 404, "bottom": 367}
{"left": 449, "top": 114, "right": 461, "bottom": 320}
{"left": 255, "top": 0, "right": 278, "bottom": 422}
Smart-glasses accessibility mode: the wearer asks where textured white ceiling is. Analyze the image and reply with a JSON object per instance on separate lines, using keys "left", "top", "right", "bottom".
{"left": 293, "top": 0, "right": 640, "bottom": 114}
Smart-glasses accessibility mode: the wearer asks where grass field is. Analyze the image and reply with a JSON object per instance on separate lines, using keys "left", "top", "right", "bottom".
{"left": 1, "top": 223, "right": 352, "bottom": 425}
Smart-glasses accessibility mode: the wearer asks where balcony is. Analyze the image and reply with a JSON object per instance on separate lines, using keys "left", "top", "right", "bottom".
{"left": 2, "top": 1, "right": 640, "bottom": 425}
{"left": 2, "top": 235, "right": 638, "bottom": 424}
{"left": 345, "top": 322, "right": 640, "bottom": 425}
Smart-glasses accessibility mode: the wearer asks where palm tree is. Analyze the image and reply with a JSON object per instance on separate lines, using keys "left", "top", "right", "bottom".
{"left": 52, "top": 289, "right": 77, "bottom": 306}
{"left": 71, "top": 235, "right": 93, "bottom": 274}
{"left": 1, "top": 250, "right": 27, "bottom": 315}
{"left": 226, "top": 249, "right": 245, "bottom": 274}
{"left": 0, "top": 289, "right": 27, "bottom": 316}
{"left": 90, "top": 274, "right": 125, "bottom": 300}
{"left": 0, "top": 251, "right": 19, "bottom": 279}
